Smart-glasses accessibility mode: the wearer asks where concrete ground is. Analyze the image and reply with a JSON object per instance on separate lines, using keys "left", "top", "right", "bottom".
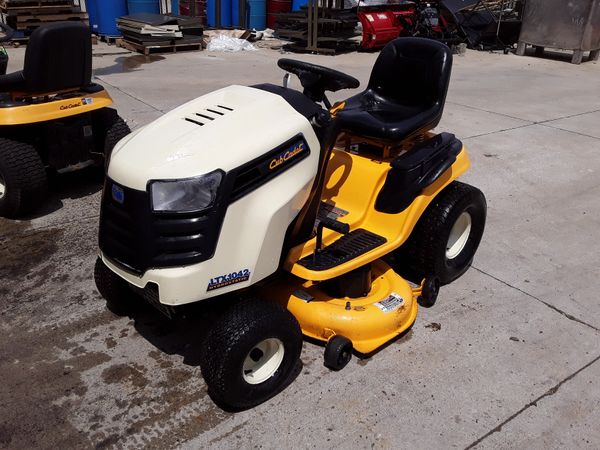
{"left": 1, "top": 42, "right": 599, "bottom": 449}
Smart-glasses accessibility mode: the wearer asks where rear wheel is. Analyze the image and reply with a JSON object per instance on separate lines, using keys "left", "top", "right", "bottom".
{"left": 395, "top": 181, "right": 487, "bottom": 284}
{"left": 0, "top": 138, "right": 47, "bottom": 218}
{"left": 201, "top": 299, "right": 302, "bottom": 410}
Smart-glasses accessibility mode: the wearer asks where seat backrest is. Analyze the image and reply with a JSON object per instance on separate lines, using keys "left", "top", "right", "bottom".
{"left": 23, "top": 22, "right": 92, "bottom": 93}
{"left": 368, "top": 38, "right": 452, "bottom": 109}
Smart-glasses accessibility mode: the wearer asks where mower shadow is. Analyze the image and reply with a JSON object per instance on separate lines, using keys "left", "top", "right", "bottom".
{"left": 22, "top": 167, "right": 104, "bottom": 219}
{"left": 130, "top": 303, "right": 214, "bottom": 368}
{"left": 129, "top": 300, "right": 304, "bottom": 412}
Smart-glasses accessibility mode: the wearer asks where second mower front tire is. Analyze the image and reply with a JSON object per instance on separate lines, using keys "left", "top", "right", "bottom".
{"left": 0, "top": 138, "right": 47, "bottom": 218}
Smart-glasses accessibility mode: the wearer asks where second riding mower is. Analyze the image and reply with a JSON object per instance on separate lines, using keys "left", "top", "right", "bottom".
{"left": 95, "top": 37, "right": 486, "bottom": 409}
{"left": 0, "top": 22, "right": 130, "bottom": 218}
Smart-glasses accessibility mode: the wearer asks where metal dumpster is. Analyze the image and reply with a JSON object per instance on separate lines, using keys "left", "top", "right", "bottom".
{"left": 516, "top": 0, "right": 600, "bottom": 64}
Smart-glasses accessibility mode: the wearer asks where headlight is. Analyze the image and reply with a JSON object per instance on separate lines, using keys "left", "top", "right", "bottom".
{"left": 150, "top": 170, "right": 223, "bottom": 213}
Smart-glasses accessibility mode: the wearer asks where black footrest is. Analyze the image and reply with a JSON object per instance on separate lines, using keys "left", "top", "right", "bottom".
{"left": 298, "top": 229, "right": 387, "bottom": 271}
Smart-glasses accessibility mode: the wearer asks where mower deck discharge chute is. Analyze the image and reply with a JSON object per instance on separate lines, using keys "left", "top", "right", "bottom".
{"left": 0, "top": 22, "right": 130, "bottom": 218}
{"left": 96, "top": 37, "right": 487, "bottom": 409}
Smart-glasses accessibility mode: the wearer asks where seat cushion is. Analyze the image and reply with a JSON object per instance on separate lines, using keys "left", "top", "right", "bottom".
{"left": 337, "top": 89, "right": 442, "bottom": 142}
{"left": 336, "top": 37, "right": 452, "bottom": 143}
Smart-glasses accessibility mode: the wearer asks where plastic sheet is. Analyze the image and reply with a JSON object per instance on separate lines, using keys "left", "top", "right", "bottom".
{"left": 207, "top": 34, "right": 258, "bottom": 51}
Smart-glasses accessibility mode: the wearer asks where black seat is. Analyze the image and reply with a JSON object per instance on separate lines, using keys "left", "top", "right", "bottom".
{"left": 0, "top": 22, "right": 92, "bottom": 94}
{"left": 336, "top": 37, "right": 453, "bottom": 143}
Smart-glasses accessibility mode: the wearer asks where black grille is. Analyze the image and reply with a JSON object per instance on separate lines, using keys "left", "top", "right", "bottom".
{"left": 230, "top": 134, "right": 309, "bottom": 202}
{"left": 99, "top": 178, "right": 224, "bottom": 274}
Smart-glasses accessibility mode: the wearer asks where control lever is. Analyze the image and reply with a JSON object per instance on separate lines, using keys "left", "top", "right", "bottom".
{"left": 314, "top": 217, "right": 350, "bottom": 261}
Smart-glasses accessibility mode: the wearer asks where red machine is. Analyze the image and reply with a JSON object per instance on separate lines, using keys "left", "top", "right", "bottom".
{"left": 358, "top": 5, "right": 416, "bottom": 50}
{"left": 358, "top": 2, "right": 453, "bottom": 50}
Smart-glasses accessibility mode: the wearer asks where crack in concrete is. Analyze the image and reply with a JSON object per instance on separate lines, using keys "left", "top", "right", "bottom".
{"left": 446, "top": 101, "right": 534, "bottom": 123}
{"left": 463, "top": 123, "right": 533, "bottom": 140}
{"left": 464, "top": 352, "right": 600, "bottom": 449}
{"left": 472, "top": 266, "right": 600, "bottom": 333}
{"left": 536, "top": 108, "right": 600, "bottom": 125}
{"left": 93, "top": 76, "right": 164, "bottom": 113}
{"left": 448, "top": 100, "right": 600, "bottom": 126}
{"left": 540, "top": 123, "right": 600, "bottom": 141}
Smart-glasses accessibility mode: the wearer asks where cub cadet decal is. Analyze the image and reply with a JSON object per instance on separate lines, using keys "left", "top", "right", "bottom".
{"left": 58, "top": 98, "right": 93, "bottom": 110}
{"left": 60, "top": 103, "right": 82, "bottom": 111}
{"left": 269, "top": 141, "right": 306, "bottom": 170}
{"left": 207, "top": 269, "right": 251, "bottom": 291}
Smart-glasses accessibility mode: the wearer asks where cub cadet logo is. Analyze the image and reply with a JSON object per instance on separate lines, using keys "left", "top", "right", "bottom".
{"left": 269, "top": 142, "right": 305, "bottom": 170}
{"left": 60, "top": 103, "right": 82, "bottom": 111}
{"left": 59, "top": 98, "right": 93, "bottom": 111}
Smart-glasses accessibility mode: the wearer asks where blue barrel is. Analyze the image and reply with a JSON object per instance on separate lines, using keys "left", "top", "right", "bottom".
{"left": 86, "top": 0, "right": 99, "bottom": 33}
{"left": 291, "top": 0, "right": 307, "bottom": 11}
{"left": 96, "top": 0, "right": 128, "bottom": 36}
{"left": 247, "top": 0, "right": 266, "bottom": 29}
{"left": 231, "top": 0, "right": 240, "bottom": 27}
{"left": 127, "top": 0, "right": 160, "bottom": 14}
{"left": 207, "top": 0, "right": 231, "bottom": 27}
{"left": 207, "top": 0, "right": 215, "bottom": 26}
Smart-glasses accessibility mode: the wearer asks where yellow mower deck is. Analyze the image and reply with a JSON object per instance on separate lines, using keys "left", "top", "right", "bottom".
{"left": 263, "top": 260, "right": 420, "bottom": 354}
{"left": 0, "top": 89, "right": 113, "bottom": 125}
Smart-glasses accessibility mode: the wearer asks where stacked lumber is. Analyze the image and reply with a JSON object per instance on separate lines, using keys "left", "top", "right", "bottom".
{"left": 0, "top": 0, "right": 88, "bottom": 34}
{"left": 117, "top": 13, "right": 204, "bottom": 55}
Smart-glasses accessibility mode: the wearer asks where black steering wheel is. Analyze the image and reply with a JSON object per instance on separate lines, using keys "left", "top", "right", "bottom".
{"left": 278, "top": 58, "right": 360, "bottom": 107}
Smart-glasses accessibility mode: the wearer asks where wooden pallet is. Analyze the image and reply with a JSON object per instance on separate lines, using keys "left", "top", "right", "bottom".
{"left": 516, "top": 42, "right": 600, "bottom": 65}
{"left": 118, "top": 38, "right": 203, "bottom": 55}
{"left": 1, "top": 4, "right": 78, "bottom": 14}
{"left": 1, "top": 0, "right": 73, "bottom": 8}
{"left": 8, "top": 12, "right": 87, "bottom": 30}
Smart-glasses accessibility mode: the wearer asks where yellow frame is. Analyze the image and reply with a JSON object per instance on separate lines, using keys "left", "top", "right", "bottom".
{"left": 284, "top": 144, "right": 470, "bottom": 280}
{"left": 260, "top": 140, "right": 472, "bottom": 353}
{"left": 0, "top": 90, "right": 113, "bottom": 125}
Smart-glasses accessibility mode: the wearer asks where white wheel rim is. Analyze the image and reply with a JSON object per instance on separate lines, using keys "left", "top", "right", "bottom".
{"left": 242, "top": 338, "right": 285, "bottom": 385}
{"left": 0, "top": 175, "right": 5, "bottom": 199}
{"left": 446, "top": 212, "right": 472, "bottom": 259}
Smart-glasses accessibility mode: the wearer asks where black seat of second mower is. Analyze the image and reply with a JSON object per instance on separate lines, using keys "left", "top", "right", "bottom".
{"left": 336, "top": 38, "right": 453, "bottom": 143}
{"left": 0, "top": 21, "right": 93, "bottom": 94}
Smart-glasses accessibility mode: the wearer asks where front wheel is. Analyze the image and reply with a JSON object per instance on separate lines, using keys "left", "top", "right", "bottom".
{"left": 395, "top": 181, "right": 487, "bottom": 285}
{"left": 94, "top": 258, "right": 140, "bottom": 316}
{"left": 201, "top": 299, "right": 302, "bottom": 410}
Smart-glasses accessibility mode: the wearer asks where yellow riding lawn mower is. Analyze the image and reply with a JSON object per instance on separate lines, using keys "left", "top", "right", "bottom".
{"left": 0, "top": 22, "right": 130, "bottom": 218}
{"left": 95, "top": 37, "right": 486, "bottom": 410}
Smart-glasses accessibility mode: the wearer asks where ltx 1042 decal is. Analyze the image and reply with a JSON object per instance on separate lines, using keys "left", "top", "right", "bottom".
{"left": 207, "top": 269, "right": 251, "bottom": 291}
